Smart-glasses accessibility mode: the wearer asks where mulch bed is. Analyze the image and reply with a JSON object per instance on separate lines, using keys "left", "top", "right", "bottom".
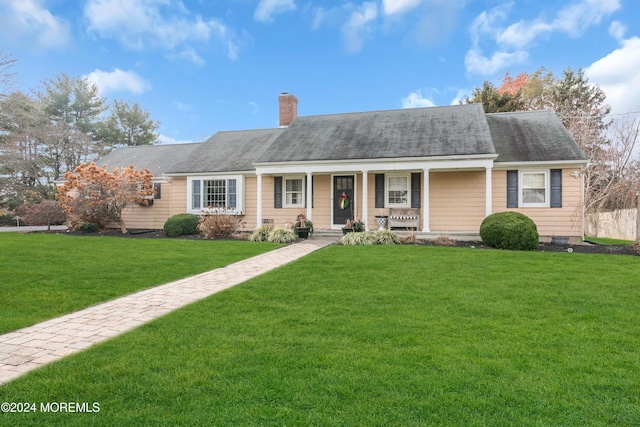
{"left": 420, "top": 238, "right": 639, "bottom": 256}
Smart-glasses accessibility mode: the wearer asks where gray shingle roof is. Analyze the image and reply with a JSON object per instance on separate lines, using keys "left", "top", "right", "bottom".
{"left": 97, "top": 106, "right": 588, "bottom": 176}
{"left": 96, "top": 143, "right": 200, "bottom": 176}
{"left": 487, "top": 110, "right": 588, "bottom": 162}
{"left": 167, "top": 128, "right": 285, "bottom": 174}
{"left": 256, "top": 103, "right": 496, "bottom": 163}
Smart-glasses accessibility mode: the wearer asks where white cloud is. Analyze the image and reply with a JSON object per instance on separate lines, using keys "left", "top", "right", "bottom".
{"left": 496, "top": 19, "right": 553, "bottom": 49}
{"left": 401, "top": 90, "right": 436, "bottom": 108}
{"left": 341, "top": 2, "right": 378, "bottom": 53}
{"left": 382, "top": 0, "right": 422, "bottom": 16}
{"left": 553, "top": 0, "right": 620, "bottom": 36}
{"left": 84, "top": 0, "right": 239, "bottom": 60}
{"left": 585, "top": 37, "right": 640, "bottom": 115}
{"left": 178, "top": 48, "right": 205, "bottom": 66}
{"left": 609, "top": 21, "right": 626, "bottom": 40}
{"left": 0, "top": 0, "right": 70, "bottom": 50}
{"left": 254, "top": 0, "right": 296, "bottom": 23}
{"left": 84, "top": 68, "right": 151, "bottom": 96}
{"left": 465, "top": 48, "right": 528, "bottom": 75}
{"left": 466, "top": 0, "right": 621, "bottom": 75}
{"left": 468, "top": 5, "right": 511, "bottom": 47}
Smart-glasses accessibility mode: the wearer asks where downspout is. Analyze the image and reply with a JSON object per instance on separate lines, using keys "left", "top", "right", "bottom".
{"left": 581, "top": 170, "right": 585, "bottom": 241}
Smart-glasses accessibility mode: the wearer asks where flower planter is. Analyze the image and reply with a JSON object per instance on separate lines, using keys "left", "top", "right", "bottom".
{"left": 375, "top": 215, "right": 388, "bottom": 230}
{"left": 342, "top": 227, "right": 354, "bottom": 235}
{"left": 296, "top": 227, "right": 311, "bottom": 239}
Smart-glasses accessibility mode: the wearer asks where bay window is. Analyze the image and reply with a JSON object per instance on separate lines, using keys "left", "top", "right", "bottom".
{"left": 188, "top": 176, "right": 242, "bottom": 213}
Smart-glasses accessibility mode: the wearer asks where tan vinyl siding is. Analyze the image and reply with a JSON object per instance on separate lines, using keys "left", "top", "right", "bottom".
{"left": 169, "top": 177, "right": 187, "bottom": 217}
{"left": 116, "top": 179, "right": 186, "bottom": 230}
{"left": 364, "top": 173, "right": 422, "bottom": 229}
{"left": 492, "top": 169, "right": 582, "bottom": 237}
{"left": 242, "top": 176, "right": 257, "bottom": 230}
{"left": 311, "top": 175, "right": 331, "bottom": 228}
{"left": 430, "top": 171, "right": 486, "bottom": 232}
{"left": 258, "top": 175, "right": 333, "bottom": 229}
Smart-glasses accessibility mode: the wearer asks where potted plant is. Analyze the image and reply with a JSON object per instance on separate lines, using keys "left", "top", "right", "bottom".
{"left": 295, "top": 214, "right": 313, "bottom": 239}
{"left": 352, "top": 219, "right": 365, "bottom": 232}
{"left": 342, "top": 218, "right": 353, "bottom": 235}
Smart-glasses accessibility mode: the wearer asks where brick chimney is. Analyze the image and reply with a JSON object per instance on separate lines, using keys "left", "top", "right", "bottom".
{"left": 278, "top": 92, "right": 298, "bottom": 127}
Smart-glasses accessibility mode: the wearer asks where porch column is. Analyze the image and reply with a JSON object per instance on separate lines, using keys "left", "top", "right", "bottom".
{"left": 256, "top": 173, "right": 263, "bottom": 227}
{"left": 306, "top": 172, "right": 313, "bottom": 221}
{"left": 485, "top": 166, "right": 492, "bottom": 217}
{"left": 361, "top": 170, "right": 369, "bottom": 230}
{"left": 422, "top": 169, "right": 430, "bottom": 232}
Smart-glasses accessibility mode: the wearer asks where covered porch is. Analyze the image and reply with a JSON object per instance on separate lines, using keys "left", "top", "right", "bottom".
{"left": 254, "top": 155, "right": 497, "bottom": 233}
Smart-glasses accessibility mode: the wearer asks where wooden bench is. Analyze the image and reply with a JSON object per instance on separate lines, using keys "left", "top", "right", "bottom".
{"left": 388, "top": 208, "right": 420, "bottom": 230}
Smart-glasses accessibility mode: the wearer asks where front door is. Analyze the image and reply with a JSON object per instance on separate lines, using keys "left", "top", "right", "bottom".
{"left": 333, "top": 175, "right": 354, "bottom": 226}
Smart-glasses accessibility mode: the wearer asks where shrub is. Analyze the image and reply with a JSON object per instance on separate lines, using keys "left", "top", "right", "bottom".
{"left": 22, "top": 201, "right": 66, "bottom": 230}
{"left": 77, "top": 223, "right": 98, "bottom": 234}
{"left": 248, "top": 225, "right": 274, "bottom": 242}
{"left": 163, "top": 213, "right": 199, "bottom": 237}
{"left": 433, "top": 235, "right": 456, "bottom": 246}
{"left": 198, "top": 213, "right": 243, "bottom": 239}
{"left": 480, "top": 211, "right": 539, "bottom": 251}
{"left": 267, "top": 227, "right": 297, "bottom": 243}
{"left": 56, "top": 162, "right": 154, "bottom": 232}
{"left": 0, "top": 213, "right": 25, "bottom": 227}
{"left": 339, "top": 232, "right": 377, "bottom": 246}
{"left": 401, "top": 232, "right": 419, "bottom": 244}
{"left": 374, "top": 230, "right": 401, "bottom": 245}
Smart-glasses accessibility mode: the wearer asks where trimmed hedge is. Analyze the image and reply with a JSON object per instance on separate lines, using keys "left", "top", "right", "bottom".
{"left": 163, "top": 213, "right": 200, "bottom": 237}
{"left": 480, "top": 212, "right": 539, "bottom": 251}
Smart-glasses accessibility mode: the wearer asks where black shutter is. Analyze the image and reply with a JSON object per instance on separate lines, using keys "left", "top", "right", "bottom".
{"left": 507, "top": 170, "right": 518, "bottom": 208}
{"left": 375, "top": 174, "right": 385, "bottom": 208}
{"left": 274, "top": 177, "right": 282, "bottom": 209}
{"left": 550, "top": 169, "right": 562, "bottom": 208}
{"left": 411, "top": 173, "right": 421, "bottom": 208}
{"left": 153, "top": 183, "right": 161, "bottom": 199}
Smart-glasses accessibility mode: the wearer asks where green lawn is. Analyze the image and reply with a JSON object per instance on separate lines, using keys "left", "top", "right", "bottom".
{"left": 1, "top": 245, "right": 639, "bottom": 425}
{"left": 585, "top": 236, "right": 636, "bottom": 245}
{"left": 0, "top": 233, "right": 281, "bottom": 334}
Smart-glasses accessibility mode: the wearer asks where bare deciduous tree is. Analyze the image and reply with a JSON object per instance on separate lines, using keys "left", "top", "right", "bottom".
{"left": 0, "top": 51, "right": 17, "bottom": 98}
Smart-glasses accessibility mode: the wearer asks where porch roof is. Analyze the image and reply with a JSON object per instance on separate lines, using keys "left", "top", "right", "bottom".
{"left": 255, "top": 103, "right": 496, "bottom": 164}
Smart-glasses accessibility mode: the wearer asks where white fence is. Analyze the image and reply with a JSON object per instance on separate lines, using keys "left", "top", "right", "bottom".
{"left": 585, "top": 208, "right": 637, "bottom": 240}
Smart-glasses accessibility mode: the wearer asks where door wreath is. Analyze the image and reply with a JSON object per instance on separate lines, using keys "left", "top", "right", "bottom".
{"left": 338, "top": 192, "right": 350, "bottom": 209}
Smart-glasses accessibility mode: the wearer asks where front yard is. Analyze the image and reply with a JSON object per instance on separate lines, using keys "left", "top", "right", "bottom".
{"left": 0, "top": 233, "right": 281, "bottom": 334}
{"left": 1, "top": 242, "right": 639, "bottom": 425}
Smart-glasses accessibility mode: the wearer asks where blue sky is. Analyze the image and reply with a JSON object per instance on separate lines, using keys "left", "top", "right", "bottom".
{"left": 2, "top": 0, "right": 639, "bottom": 144}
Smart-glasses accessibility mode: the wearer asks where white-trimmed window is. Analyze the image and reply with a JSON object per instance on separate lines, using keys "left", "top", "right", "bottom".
{"left": 520, "top": 170, "right": 548, "bottom": 207}
{"left": 387, "top": 175, "right": 409, "bottom": 206}
{"left": 188, "top": 176, "right": 242, "bottom": 213}
{"left": 284, "top": 176, "right": 304, "bottom": 208}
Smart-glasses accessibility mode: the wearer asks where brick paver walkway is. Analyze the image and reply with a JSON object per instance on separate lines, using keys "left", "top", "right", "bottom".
{"left": 0, "top": 237, "right": 337, "bottom": 386}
